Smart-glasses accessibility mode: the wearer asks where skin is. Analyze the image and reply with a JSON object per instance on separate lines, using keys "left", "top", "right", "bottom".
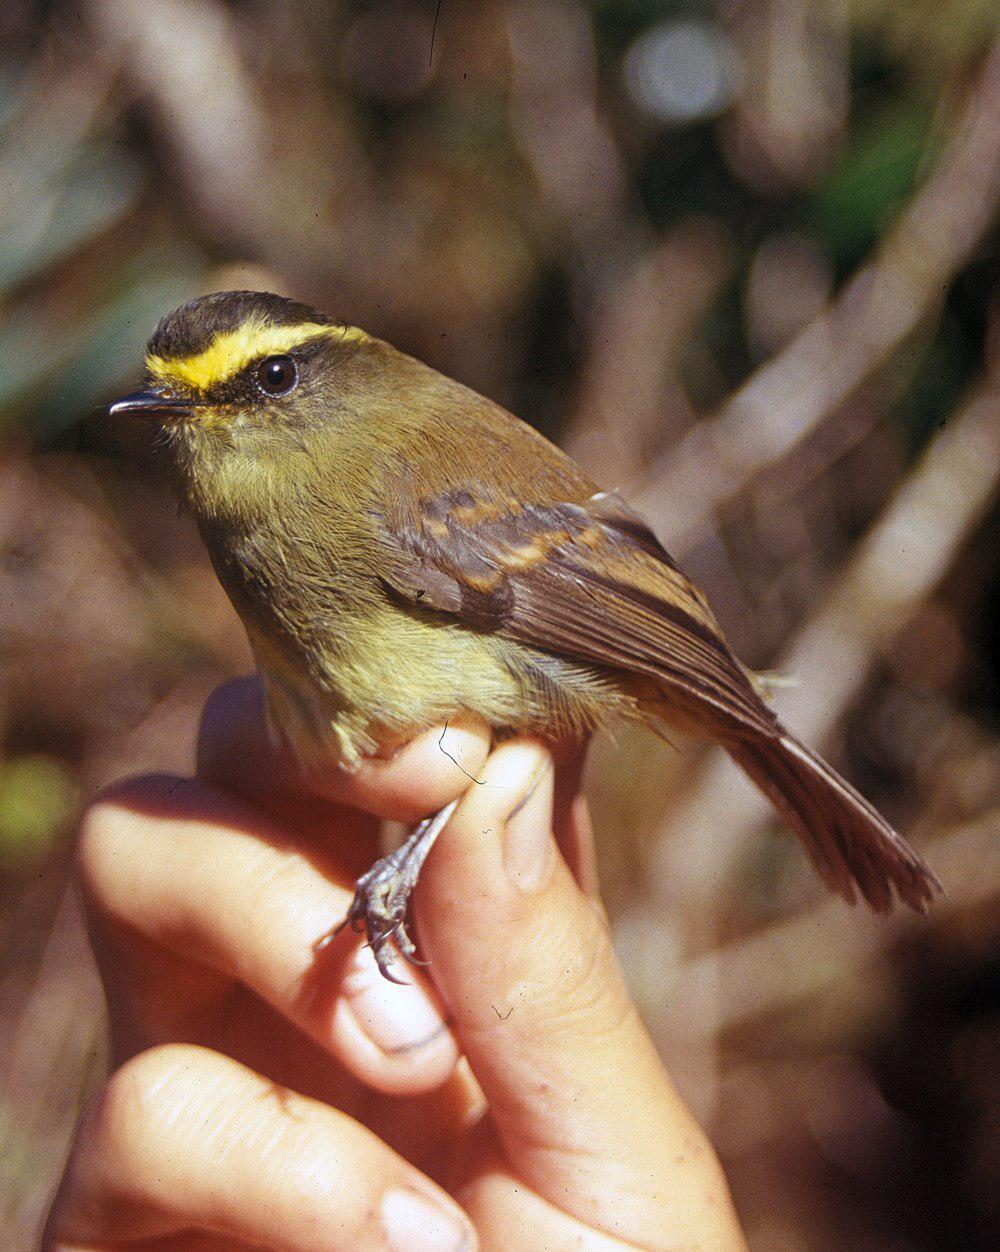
{"left": 44, "top": 678, "right": 747, "bottom": 1251}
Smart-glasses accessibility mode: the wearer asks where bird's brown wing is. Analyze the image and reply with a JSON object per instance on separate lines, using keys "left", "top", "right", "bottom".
{"left": 377, "top": 485, "right": 941, "bottom": 913}
{"left": 377, "top": 485, "right": 776, "bottom": 737}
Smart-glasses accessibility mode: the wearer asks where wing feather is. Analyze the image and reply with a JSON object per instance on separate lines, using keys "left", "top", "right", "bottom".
{"left": 376, "top": 480, "right": 941, "bottom": 913}
{"left": 379, "top": 486, "right": 776, "bottom": 737}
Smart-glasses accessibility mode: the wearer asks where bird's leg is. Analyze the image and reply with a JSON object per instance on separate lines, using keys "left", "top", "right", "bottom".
{"left": 318, "top": 798, "right": 459, "bottom": 983}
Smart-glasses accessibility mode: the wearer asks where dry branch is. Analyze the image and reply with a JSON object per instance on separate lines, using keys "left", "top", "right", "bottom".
{"left": 670, "top": 805, "right": 1000, "bottom": 1034}
{"left": 635, "top": 37, "right": 1000, "bottom": 552}
{"left": 650, "top": 355, "right": 1000, "bottom": 913}
{"left": 0, "top": 891, "right": 103, "bottom": 1243}
{"left": 566, "top": 220, "right": 735, "bottom": 486}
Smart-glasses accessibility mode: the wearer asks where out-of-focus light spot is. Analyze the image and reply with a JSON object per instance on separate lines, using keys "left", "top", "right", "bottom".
{"left": 623, "top": 19, "right": 741, "bottom": 126}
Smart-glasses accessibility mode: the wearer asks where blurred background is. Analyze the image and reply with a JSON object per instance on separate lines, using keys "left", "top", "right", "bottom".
{"left": 0, "top": 1, "right": 997, "bottom": 1247}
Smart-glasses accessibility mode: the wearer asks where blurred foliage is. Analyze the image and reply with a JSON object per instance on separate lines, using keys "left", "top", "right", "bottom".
{"left": 811, "top": 98, "right": 934, "bottom": 265}
{"left": 0, "top": 1, "right": 998, "bottom": 1248}
{"left": 0, "top": 756, "right": 76, "bottom": 873}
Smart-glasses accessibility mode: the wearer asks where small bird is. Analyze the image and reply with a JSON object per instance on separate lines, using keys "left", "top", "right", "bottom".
{"left": 110, "top": 290, "right": 940, "bottom": 978}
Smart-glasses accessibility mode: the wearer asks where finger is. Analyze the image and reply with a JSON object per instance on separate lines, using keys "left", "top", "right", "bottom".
{"left": 550, "top": 738, "right": 601, "bottom": 899}
{"left": 197, "top": 677, "right": 492, "bottom": 823}
{"left": 49, "top": 1235, "right": 261, "bottom": 1251}
{"left": 44, "top": 1044, "right": 476, "bottom": 1252}
{"left": 454, "top": 1135, "right": 647, "bottom": 1251}
{"left": 415, "top": 740, "right": 744, "bottom": 1249}
{"left": 79, "top": 776, "right": 460, "bottom": 1096}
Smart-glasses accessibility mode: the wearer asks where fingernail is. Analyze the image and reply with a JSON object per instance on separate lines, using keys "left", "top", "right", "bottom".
{"left": 343, "top": 946, "right": 450, "bottom": 1054}
{"left": 503, "top": 753, "right": 555, "bottom": 892}
{"left": 381, "top": 1187, "right": 473, "bottom": 1251}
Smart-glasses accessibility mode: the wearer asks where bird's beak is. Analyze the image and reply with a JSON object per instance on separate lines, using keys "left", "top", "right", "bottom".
{"left": 108, "top": 388, "right": 196, "bottom": 419}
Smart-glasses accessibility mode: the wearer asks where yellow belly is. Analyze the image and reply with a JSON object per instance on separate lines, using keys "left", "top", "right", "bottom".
{"left": 249, "top": 605, "right": 632, "bottom": 772}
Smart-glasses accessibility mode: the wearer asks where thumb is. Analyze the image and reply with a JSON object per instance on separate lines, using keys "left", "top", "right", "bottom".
{"left": 413, "top": 740, "right": 743, "bottom": 1249}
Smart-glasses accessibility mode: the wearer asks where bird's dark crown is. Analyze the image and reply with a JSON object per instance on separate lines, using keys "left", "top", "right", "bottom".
{"left": 142, "top": 290, "right": 375, "bottom": 400}
{"left": 148, "top": 290, "right": 331, "bottom": 362}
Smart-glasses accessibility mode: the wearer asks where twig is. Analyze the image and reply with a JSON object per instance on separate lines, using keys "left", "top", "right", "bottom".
{"left": 650, "top": 357, "right": 1000, "bottom": 914}
{"left": 635, "top": 38, "right": 1000, "bottom": 552}
{"left": 0, "top": 889, "right": 104, "bottom": 1247}
{"left": 505, "top": 0, "right": 629, "bottom": 250}
{"left": 666, "top": 805, "right": 1000, "bottom": 1035}
{"left": 565, "top": 220, "right": 734, "bottom": 488}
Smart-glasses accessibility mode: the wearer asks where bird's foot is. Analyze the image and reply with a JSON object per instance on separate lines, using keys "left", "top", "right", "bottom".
{"left": 317, "top": 799, "right": 458, "bottom": 983}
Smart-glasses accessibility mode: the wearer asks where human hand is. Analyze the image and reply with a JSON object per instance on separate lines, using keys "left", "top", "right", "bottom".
{"left": 45, "top": 677, "right": 745, "bottom": 1250}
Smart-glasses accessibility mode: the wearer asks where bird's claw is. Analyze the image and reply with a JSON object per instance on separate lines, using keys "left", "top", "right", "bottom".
{"left": 315, "top": 799, "right": 458, "bottom": 983}
{"left": 317, "top": 854, "right": 413, "bottom": 981}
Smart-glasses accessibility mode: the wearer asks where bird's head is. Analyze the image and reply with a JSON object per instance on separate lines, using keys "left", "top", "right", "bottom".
{"left": 110, "top": 290, "right": 377, "bottom": 473}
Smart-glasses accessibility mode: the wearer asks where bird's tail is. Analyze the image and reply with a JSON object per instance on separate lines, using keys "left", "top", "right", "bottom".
{"left": 725, "top": 729, "right": 941, "bottom": 912}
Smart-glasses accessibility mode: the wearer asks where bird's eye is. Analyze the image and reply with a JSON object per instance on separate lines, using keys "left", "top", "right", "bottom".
{"left": 256, "top": 354, "right": 298, "bottom": 397}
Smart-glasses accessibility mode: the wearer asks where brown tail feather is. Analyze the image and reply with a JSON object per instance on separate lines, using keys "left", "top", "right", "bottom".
{"left": 726, "top": 729, "right": 941, "bottom": 912}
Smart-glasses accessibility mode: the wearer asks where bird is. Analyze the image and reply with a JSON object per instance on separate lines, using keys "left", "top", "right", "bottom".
{"left": 109, "top": 289, "right": 941, "bottom": 978}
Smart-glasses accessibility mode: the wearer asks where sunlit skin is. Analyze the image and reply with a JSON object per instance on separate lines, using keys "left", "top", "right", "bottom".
{"left": 44, "top": 678, "right": 747, "bottom": 1250}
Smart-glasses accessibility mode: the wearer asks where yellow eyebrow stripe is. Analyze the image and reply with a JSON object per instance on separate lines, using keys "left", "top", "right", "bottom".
{"left": 146, "top": 320, "right": 368, "bottom": 391}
